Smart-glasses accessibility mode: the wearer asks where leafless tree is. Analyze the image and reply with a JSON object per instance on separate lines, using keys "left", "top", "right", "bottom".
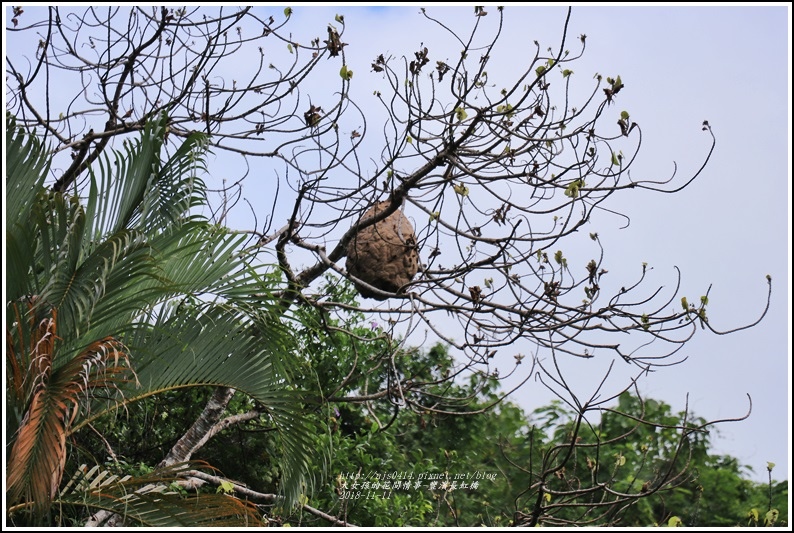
{"left": 5, "top": 5, "right": 771, "bottom": 526}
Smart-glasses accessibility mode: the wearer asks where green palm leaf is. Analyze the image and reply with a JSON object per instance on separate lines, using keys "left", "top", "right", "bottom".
{"left": 77, "top": 301, "right": 316, "bottom": 508}
{"left": 5, "top": 112, "right": 320, "bottom": 524}
{"left": 5, "top": 115, "right": 50, "bottom": 304}
{"left": 88, "top": 119, "right": 208, "bottom": 240}
{"left": 49, "top": 462, "right": 262, "bottom": 527}
{"left": 5, "top": 115, "right": 49, "bottom": 228}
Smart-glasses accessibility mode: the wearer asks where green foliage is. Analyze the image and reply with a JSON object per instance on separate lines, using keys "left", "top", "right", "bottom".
{"left": 5, "top": 113, "right": 317, "bottom": 526}
{"left": 54, "top": 462, "right": 261, "bottom": 526}
{"left": 63, "top": 268, "right": 790, "bottom": 527}
{"left": 271, "top": 278, "right": 791, "bottom": 527}
{"left": 564, "top": 178, "right": 585, "bottom": 198}
{"left": 526, "top": 392, "right": 788, "bottom": 527}
{"left": 176, "top": 275, "right": 529, "bottom": 526}
{"left": 310, "top": 312, "right": 792, "bottom": 528}
{"left": 554, "top": 250, "right": 567, "bottom": 267}
{"left": 668, "top": 515, "right": 683, "bottom": 527}
{"left": 339, "top": 64, "right": 353, "bottom": 80}
{"left": 496, "top": 103, "right": 514, "bottom": 117}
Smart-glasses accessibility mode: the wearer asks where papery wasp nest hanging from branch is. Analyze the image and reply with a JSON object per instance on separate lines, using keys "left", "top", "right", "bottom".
{"left": 346, "top": 200, "right": 418, "bottom": 300}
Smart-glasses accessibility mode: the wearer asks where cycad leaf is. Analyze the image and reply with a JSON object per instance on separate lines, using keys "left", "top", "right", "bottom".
{"left": 6, "top": 307, "right": 133, "bottom": 519}
{"left": 81, "top": 303, "right": 318, "bottom": 508}
{"left": 6, "top": 112, "right": 320, "bottom": 518}
{"left": 102, "top": 116, "right": 167, "bottom": 234}
{"left": 5, "top": 114, "right": 49, "bottom": 229}
{"left": 5, "top": 115, "right": 51, "bottom": 303}
{"left": 139, "top": 129, "right": 209, "bottom": 234}
{"left": 55, "top": 462, "right": 262, "bottom": 527}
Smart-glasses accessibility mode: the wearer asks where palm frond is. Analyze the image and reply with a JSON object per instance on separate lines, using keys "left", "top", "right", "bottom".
{"left": 92, "top": 116, "right": 165, "bottom": 235}
{"left": 18, "top": 119, "right": 212, "bottom": 354}
{"left": 5, "top": 114, "right": 49, "bottom": 229}
{"left": 28, "top": 198, "right": 157, "bottom": 359}
{"left": 5, "top": 306, "right": 64, "bottom": 517}
{"left": 6, "top": 306, "right": 134, "bottom": 517}
{"left": 140, "top": 129, "right": 209, "bottom": 233}
{"left": 77, "top": 301, "right": 317, "bottom": 507}
{"left": 11, "top": 462, "right": 262, "bottom": 527}
{"left": 6, "top": 112, "right": 321, "bottom": 518}
{"left": 88, "top": 114, "right": 208, "bottom": 240}
{"left": 5, "top": 115, "right": 50, "bottom": 304}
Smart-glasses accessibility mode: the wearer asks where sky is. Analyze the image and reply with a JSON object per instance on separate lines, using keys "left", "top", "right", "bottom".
{"left": 3, "top": 4, "right": 791, "bottom": 486}
{"left": 271, "top": 3, "right": 792, "bottom": 483}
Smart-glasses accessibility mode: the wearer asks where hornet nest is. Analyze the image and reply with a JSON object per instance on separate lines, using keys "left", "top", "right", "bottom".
{"left": 346, "top": 201, "right": 418, "bottom": 300}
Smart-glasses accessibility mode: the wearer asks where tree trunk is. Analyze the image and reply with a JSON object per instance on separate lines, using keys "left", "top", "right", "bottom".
{"left": 159, "top": 386, "right": 236, "bottom": 467}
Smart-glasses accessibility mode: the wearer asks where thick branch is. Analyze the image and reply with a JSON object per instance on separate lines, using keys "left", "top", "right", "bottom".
{"left": 182, "top": 470, "right": 358, "bottom": 527}
{"left": 159, "top": 386, "right": 236, "bottom": 467}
